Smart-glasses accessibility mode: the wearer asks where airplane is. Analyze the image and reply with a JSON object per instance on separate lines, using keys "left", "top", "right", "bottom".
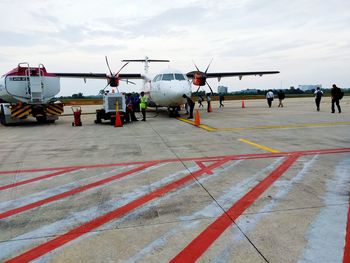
{"left": 121, "top": 56, "right": 280, "bottom": 116}
{"left": 0, "top": 56, "right": 279, "bottom": 124}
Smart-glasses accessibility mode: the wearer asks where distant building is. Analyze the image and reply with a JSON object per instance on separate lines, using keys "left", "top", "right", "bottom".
{"left": 298, "top": 84, "right": 322, "bottom": 91}
{"left": 217, "top": 86, "right": 228, "bottom": 94}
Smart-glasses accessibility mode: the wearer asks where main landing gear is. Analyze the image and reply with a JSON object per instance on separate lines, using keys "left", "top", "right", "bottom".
{"left": 168, "top": 106, "right": 180, "bottom": 118}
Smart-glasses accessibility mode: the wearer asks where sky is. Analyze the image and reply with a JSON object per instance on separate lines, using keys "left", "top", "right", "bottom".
{"left": 0, "top": 0, "right": 349, "bottom": 96}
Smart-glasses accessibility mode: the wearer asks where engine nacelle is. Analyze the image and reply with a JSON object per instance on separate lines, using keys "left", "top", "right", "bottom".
{"left": 109, "top": 77, "right": 120, "bottom": 87}
{"left": 192, "top": 73, "right": 206, "bottom": 86}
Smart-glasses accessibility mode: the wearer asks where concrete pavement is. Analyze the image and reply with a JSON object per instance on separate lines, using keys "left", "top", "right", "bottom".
{"left": 0, "top": 97, "right": 349, "bottom": 262}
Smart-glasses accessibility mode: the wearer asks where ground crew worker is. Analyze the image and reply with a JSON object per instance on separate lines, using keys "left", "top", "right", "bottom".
{"left": 183, "top": 94, "right": 195, "bottom": 119}
{"left": 140, "top": 91, "right": 147, "bottom": 121}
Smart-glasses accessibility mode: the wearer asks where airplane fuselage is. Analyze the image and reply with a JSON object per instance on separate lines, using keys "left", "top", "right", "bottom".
{"left": 146, "top": 69, "right": 192, "bottom": 108}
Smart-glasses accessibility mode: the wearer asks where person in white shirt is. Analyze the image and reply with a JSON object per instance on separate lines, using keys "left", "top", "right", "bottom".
{"left": 314, "top": 87, "right": 323, "bottom": 111}
{"left": 266, "top": 90, "right": 274, "bottom": 108}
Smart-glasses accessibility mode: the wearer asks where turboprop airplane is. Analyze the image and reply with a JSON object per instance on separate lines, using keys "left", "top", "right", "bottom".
{"left": 121, "top": 56, "right": 280, "bottom": 116}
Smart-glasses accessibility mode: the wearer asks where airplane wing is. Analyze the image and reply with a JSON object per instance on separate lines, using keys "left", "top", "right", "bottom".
{"left": 186, "top": 71, "right": 280, "bottom": 79}
{"left": 53, "top": 73, "right": 143, "bottom": 79}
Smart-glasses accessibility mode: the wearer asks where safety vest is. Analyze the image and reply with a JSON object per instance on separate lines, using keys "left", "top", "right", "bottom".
{"left": 140, "top": 96, "right": 147, "bottom": 109}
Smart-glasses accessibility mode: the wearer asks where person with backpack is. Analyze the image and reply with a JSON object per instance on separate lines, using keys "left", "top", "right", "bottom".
{"left": 331, "top": 84, "right": 342, "bottom": 113}
{"left": 314, "top": 87, "right": 323, "bottom": 111}
{"left": 277, "top": 90, "right": 285, "bottom": 108}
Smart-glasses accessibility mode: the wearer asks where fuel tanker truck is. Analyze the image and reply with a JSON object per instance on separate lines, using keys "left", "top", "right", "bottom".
{"left": 0, "top": 63, "right": 64, "bottom": 125}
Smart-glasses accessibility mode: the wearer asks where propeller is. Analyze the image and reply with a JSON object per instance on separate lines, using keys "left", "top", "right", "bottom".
{"left": 192, "top": 59, "right": 214, "bottom": 95}
{"left": 102, "top": 56, "right": 134, "bottom": 93}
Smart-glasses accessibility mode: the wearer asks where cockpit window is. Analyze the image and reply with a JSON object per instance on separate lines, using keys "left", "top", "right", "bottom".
{"left": 153, "top": 74, "right": 161, "bottom": 82}
{"left": 161, "top": 74, "right": 174, "bottom": 81}
{"left": 174, "top": 74, "right": 186, "bottom": 80}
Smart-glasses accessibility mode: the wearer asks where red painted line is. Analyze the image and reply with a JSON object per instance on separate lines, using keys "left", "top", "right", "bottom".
{"left": 0, "top": 167, "right": 67, "bottom": 175}
{"left": 343, "top": 202, "right": 350, "bottom": 263}
{"left": 0, "top": 168, "right": 78, "bottom": 191}
{"left": 1, "top": 147, "right": 349, "bottom": 176}
{"left": 5, "top": 159, "right": 230, "bottom": 263}
{"left": 195, "top": 161, "right": 213, "bottom": 175}
{"left": 0, "top": 162, "right": 157, "bottom": 220}
{"left": 170, "top": 154, "right": 300, "bottom": 263}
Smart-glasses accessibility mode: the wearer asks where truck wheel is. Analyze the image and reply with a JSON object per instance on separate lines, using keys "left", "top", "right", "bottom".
{"left": 0, "top": 105, "right": 7, "bottom": 126}
{"left": 36, "top": 116, "right": 47, "bottom": 123}
{"left": 110, "top": 117, "right": 115, "bottom": 125}
{"left": 95, "top": 111, "right": 102, "bottom": 124}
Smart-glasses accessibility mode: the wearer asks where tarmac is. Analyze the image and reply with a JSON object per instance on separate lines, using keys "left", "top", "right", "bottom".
{"left": 0, "top": 97, "right": 349, "bottom": 263}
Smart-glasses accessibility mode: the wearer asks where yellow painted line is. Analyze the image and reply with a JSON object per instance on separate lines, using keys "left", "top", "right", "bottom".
{"left": 238, "top": 138, "right": 280, "bottom": 153}
{"left": 218, "top": 122, "right": 350, "bottom": 132}
{"left": 176, "top": 118, "right": 217, "bottom": 132}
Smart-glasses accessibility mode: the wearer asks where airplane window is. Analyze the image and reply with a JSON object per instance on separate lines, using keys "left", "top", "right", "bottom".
{"left": 175, "top": 74, "right": 185, "bottom": 80}
{"left": 153, "top": 74, "right": 161, "bottom": 82}
{"left": 162, "top": 74, "right": 174, "bottom": 81}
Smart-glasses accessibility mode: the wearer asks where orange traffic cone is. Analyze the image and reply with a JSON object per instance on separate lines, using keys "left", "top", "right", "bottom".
{"left": 242, "top": 100, "right": 245, "bottom": 108}
{"left": 114, "top": 111, "right": 123, "bottom": 127}
{"left": 194, "top": 110, "right": 200, "bottom": 126}
{"left": 208, "top": 103, "right": 212, "bottom": 112}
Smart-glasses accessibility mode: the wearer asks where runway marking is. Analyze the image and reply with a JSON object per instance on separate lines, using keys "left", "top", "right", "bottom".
{"left": 195, "top": 161, "right": 214, "bottom": 175}
{"left": 170, "top": 154, "right": 299, "bottom": 262}
{"left": 2, "top": 148, "right": 350, "bottom": 262}
{"left": 177, "top": 117, "right": 350, "bottom": 132}
{"left": 0, "top": 162, "right": 157, "bottom": 220}
{"left": 0, "top": 148, "right": 349, "bottom": 177}
{"left": 4, "top": 159, "right": 230, "bottom": 263}
{"left": 238, "top": 138, "right": 280, "bottom": 153}
{"left": 216, "top": 121, "right": 350, "bottom": 132}
{"left": 0, "top": 168, "right": 78, "bottom": 191}
{"left": 343, "top": 203, "right": 350, "bottom": 262}
{"left": 176, "top": 117, "right": 217, "bottom": 132}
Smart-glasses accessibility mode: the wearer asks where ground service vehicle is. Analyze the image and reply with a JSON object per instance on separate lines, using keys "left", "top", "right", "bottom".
{"left": 0, "top": 63, "right": 63, "bottom": 125}
{"left": 95, "top": 92, "right": 126, "bottom": 125}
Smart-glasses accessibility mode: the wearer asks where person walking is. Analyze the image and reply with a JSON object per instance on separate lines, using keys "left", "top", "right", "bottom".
{"left": 139, "top": 91, "right": 147, "bottom": 121}
{"left": 198, "top": 95, "right": 204, "bottom": 107}
{"left": 277, "top": 90, "right": 285, "bottom": 108}
{"left": 331, "top": 84, "right": 342, "bottom": 113}
{"left": 266, "top": 90, "right": 274, "bottom": 108}
{"left": 206, "top": 93, "right": 212, "bottom": 112}
{"left": 125, "top": 93, "right": 138, "bottom": 122}
{"left": 219, "top": 93, "right": 225, "bottom": 108}
{"left": 183, "top": 94, "right": 195, "bottom": 119}
{"left": 314, "top": 87, "right": 323, "bottom": 111}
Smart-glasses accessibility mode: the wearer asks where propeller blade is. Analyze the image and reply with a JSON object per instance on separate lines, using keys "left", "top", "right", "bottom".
{"left": 102, "top": 82, "right": 110, "bottom": 92}
{"left": 192, "top": 60, "right": 201, "bottom": 72}
{"left": 204, "top": 58, "right": 213, "bottom": 74}
{"left": 105, "top": 56, "right": 113, "bottom": 76}
{"left": 120, "top": 79, "right": 136, "bottom": 85}
{"left": 115, "top": 62, "right": 130, "bottom": 76}
{"left": 206, "top": 80, "right": 214, "bottom": 95}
